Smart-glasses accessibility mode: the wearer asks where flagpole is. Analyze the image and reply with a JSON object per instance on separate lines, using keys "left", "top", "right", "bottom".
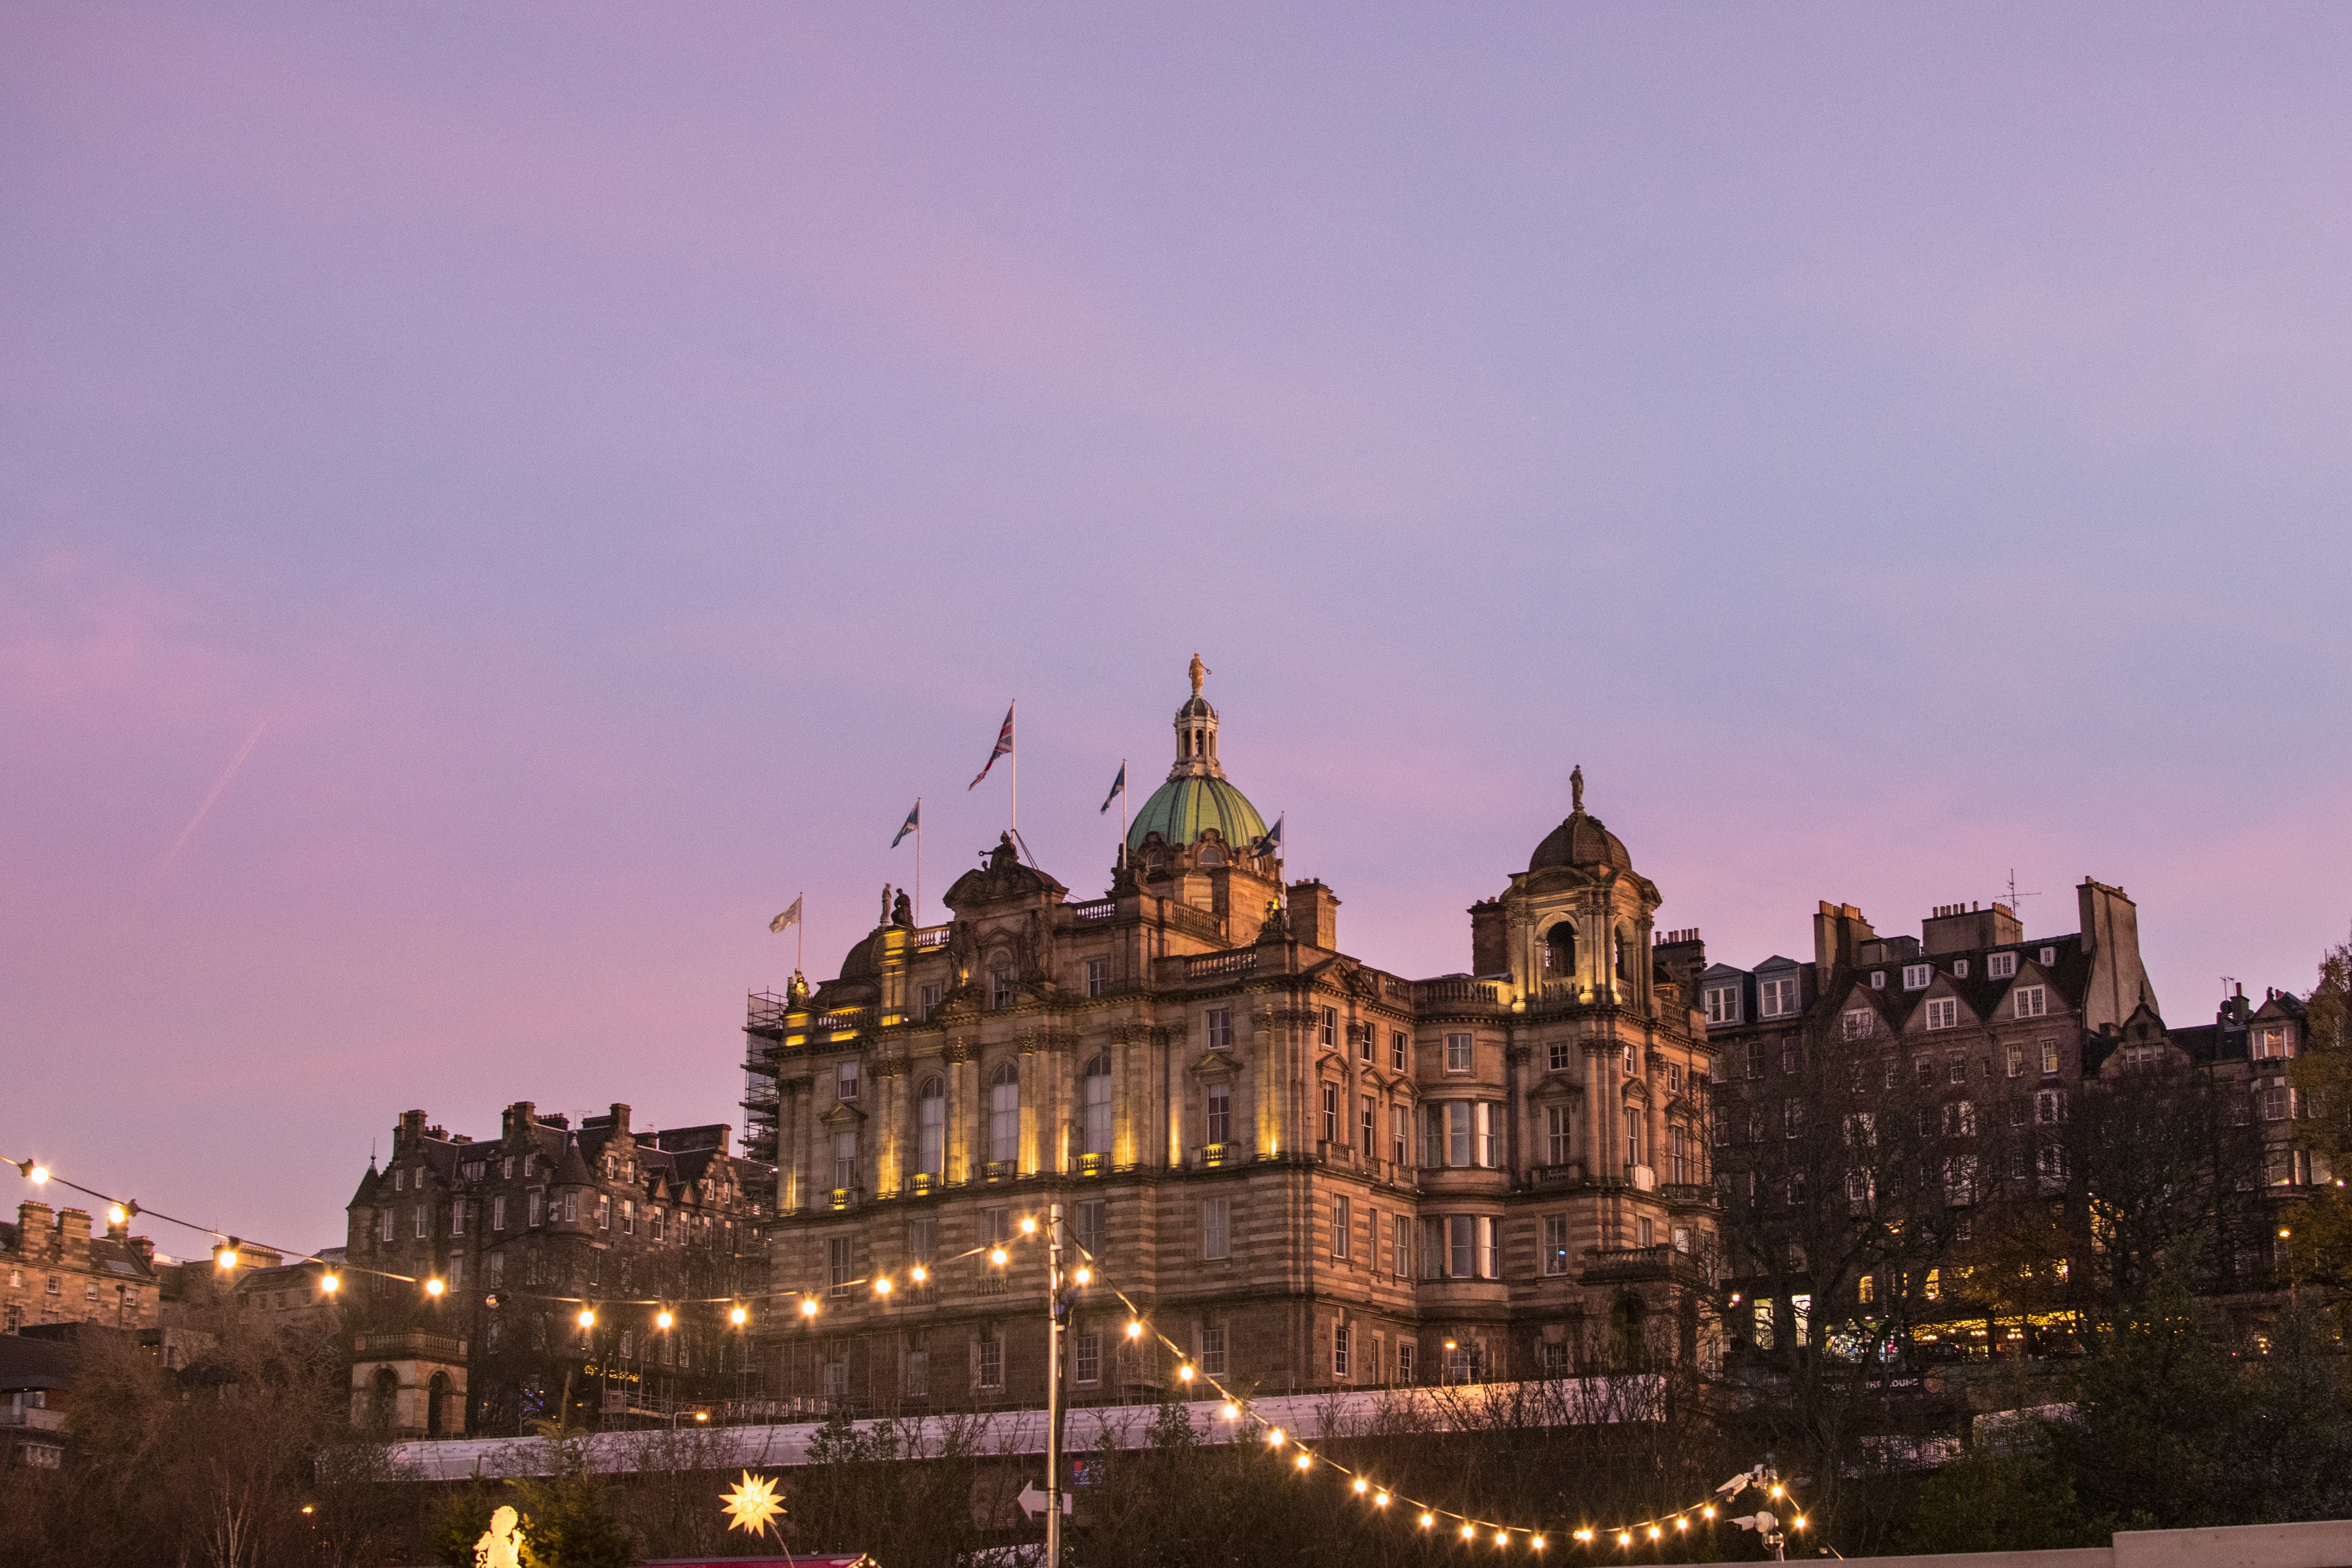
{"left": 1009, "top": 699, "right": 1017, "bottom": 841}
{"left": 915, "top": 798, "right": 922, "bottom": 924}
{"left": 796, "top": 892, "right": 804, "bottom": 973}
{"left": 1119, "top": 757, "right": 1127, "bottom": 848}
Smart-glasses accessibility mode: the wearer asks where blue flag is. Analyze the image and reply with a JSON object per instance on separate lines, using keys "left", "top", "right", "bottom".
{"left": 891, "top": 800, "right": 920, "bottom": 848}
{"left": 1249, "top": 814, "right": 1284, "bottom": 859}
{"left": 1100, "top": 762, "right": 1126, "bottom": 815}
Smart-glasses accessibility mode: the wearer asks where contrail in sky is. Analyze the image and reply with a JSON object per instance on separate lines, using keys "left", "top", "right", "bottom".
{"left": 145, "top": 719, "right": 268, "bottom": 900}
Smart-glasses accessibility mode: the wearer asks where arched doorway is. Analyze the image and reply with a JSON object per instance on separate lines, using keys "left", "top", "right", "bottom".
{"left": 1607, "top": 1293, "right": 1649, "bottom": 1371}
{"left": 369, "top": 1366, "right": 397, "bottom": 1433}
{"left": 427, "top": 1371, "right": 450, "bottom": 1437}
{"left": 1544, "top": 921, "right": 1577, "bottom": 978}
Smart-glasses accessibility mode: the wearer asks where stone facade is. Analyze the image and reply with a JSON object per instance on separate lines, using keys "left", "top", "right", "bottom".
{"left": 746, "top": 680, "right": 1720, "bottom": 1412}
{"left": 344, "top": 1101, "right": 772, "bottom": 1435}
{"left": 2, "top": 1201, "right": 159, "bottom": 1337}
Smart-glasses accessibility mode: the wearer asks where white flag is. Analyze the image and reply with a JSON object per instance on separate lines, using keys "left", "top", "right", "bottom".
{"left": 769, "top": 895, "right": 803, "bottom": 935}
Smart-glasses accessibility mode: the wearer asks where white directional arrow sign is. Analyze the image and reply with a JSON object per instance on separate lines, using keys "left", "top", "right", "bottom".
{"left": 1016, "top": 1482, "right": 1073, "bottom": 1519}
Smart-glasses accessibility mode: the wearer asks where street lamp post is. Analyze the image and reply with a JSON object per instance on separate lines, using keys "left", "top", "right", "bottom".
{"left": 1045, "top": 1201, "right": 1067, "bottom": 1568}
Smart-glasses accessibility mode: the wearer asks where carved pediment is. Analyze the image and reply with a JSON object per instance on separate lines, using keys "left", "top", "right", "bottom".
{"left": 818, "top": 1102, "right": 867, "bottom": 1129}
{"left": 1189, "top": 1048, "right": 1243, "bottom": 1080}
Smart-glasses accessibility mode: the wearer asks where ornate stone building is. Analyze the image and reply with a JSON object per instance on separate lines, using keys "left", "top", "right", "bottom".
{"left": 344, "top": 1101, "right": 771, "bottom": 1435}
{"left": 3, "top": 1200, "right": 159, "bottom": 1337}
{"left": 746, "top": 672, "right": 1719, "bottom": 1412}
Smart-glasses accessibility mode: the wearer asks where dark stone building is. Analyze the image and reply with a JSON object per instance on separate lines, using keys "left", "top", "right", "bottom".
{"left": 345, "top": 1100, "right": 771, "bottom": 1436}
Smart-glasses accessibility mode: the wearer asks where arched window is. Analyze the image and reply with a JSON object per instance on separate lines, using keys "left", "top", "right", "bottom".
{"left": 1083, "top": 1053, "right": 1114, "bottom": 1156}
{"left": 916, "top": 1076, "right": 946, "bottom": 1176}
{"left": 369, "top": 1366, "right": 397, "bottom": 1433}
{"left": 427, "top": 1370, "right": 450, "bottom": 1437}
{"left": 1614, "top": 925, "right": 1630, "bottom": 981}
{"left": 989, "top": 1062, "right": 1021, "bottom": 1166}
{"left": 1545, "top": 921, "right": 1577, "bottom": 977}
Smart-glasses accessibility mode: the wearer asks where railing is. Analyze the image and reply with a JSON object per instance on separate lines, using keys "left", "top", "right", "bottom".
{"left": 1066, "top": 899, "right": 1118, "bottom": 922}
{"left": 827, "top": 1188, "right": 862, "bottom": 1211}
{"left": 983, "top": 1159, "right": 1017, "bottom": 1183}
{"left": 813, "top": 1009, "right": 865, "bottom": 1033}
{"left": 914, "top": 924, "right": 952, "bottom": 949}
{"left": 1197, "top": 1143, "right": 1236, "bottom": 1168}
{"left": 0, "top": 1407, "right": 64, "bottom": 1432}
{"left": 1385, "top": 974, "right": 1416, "bottom": 1002}
{"left": 1073, "top": 1153, "right": 1108, "bottom": 1178}
{"left": 1187, "top": 949, "right": 1257, "bottom": 981}
{"left": 1535, "top": 981, "right": 1586, "bottom": 1008}
{"left": 1165, "top": 903, "right": 1226, "bottom": 943}
{"left": 1580, "top": 1244, "right": 1687, "bottom": 1283}
{"left": 1530, "top": 1162, "right": 1584, "bottom": 1188}
{"left": 1417, "top": 978, "right": 1500, "bottom": 1008}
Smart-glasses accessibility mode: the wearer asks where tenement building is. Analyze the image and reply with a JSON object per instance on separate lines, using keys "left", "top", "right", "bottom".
{"left": 746, "top": 670, "right": 1720, "bottom": 1411}
{"left": 344, "top": 1101, "right": 772, "bottom": 1436}
{"left": 3, "top": 1200, "right": 160, "bottom": 1336}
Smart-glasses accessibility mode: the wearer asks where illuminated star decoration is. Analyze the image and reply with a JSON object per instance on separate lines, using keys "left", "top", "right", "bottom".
{"left": 721, "top": 1471, "right": 787, "bottom": 1541}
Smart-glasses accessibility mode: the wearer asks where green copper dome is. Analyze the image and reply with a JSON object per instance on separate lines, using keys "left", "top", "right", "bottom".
{"left": 1128, "top": 774, "right": 1267, "bottom": 854}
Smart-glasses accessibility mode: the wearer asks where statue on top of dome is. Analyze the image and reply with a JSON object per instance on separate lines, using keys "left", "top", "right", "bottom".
{"left": 1189, "top": 652, "right": 1210, "bottom": 698}
{"left": 1571, "top": 763, "right": 1585, "bottom": 814}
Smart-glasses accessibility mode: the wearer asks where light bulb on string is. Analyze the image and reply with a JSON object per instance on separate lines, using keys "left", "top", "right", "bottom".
{"left": 1675, "top": 1517, "right": 1688, "bottom": 1531}
{"left": 319, "top": 1273, "right": 339, "bottom": 1294}
{"left": 1701, "top": 1506, "right": 1715, "bottom": 1519}
{"left": 1178, "top": 1364, "right": 1194, "bottom": 1383}
{"left": 1647, "top": 1525, "right": 1661, "bottom": 1540}
{"left": 1531, "top": 1536, "right": 1545, "bottom": 1550}
{"left": 990, "top": 1247, "right": 1008, "bottom": 1267}
{"left": 1793, "top": 1516, "right": 1807, "bottom": 1531}
{"left": 730, "top": 1306, "right": 750, "bottom": 1326}
{"left": 1460, "top": 1523, "right": 1476, "bottom": 1541}
{"left": 799, "top": 1298, "right": 819, "bottom": 1318}
{"left": 216, "top": 1245, "right": 238, "bottom": 1270}
{"left": 1353, "top": 1478, "right": 1368, "bottom": 1495}
{"left": 1374, "top": 1492, "right": 1391, "bottom": 1509}
{"left": 1617, "top": 1531, "right": 1632, "bottom": 1547}
{"left": 1125, "top": 1320, "right": 1143, "bottom": 1339}
{"left": 656, "top": 1310, "right": 673, "bottom": 1329}
{"left": 1020, "top": 1215, "right": 1038, "bottom": 1235}
{"left": 577, "top": 1309, "right": 595, "bottom": 1328}
{"left": 1221, "top": 1402, "right": 1240, "bottom": 1420}
{"left": 1419, "top": 1513, "right": 1435, "bottom": 1530}
{"left": 1265, "top": 1427, "right": 1285, "bottom": 1447}
{"left": 425, "top": 1279, "right": 445, "bottom": 1297}
{"left": 107, "top": 1205, "right": 126, "bottom": 1226}
{"left": 1769, "top": 1484, "right": 1783, "bottom": 1499}
{"left": 910, "top": 1265, "right": 927, "bottom": 1284}
{"left": 1295, "top": 1452, "right": 1312, "bottom": 1472}
{"left": 1073, "top": 1266, "right": 1091, "bottom": 1285}
{"left": 874, "top": 1276, "right": 892, "bottom": 1295}
{"left": 23, "top": 1163, "right": 49, "bottom": 1185}
{"left": 1496, "top": 1530, "right": 1509, "bottom": 1546}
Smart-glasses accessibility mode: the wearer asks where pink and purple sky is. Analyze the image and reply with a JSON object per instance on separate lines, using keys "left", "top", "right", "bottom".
{"left": 6, "top": 6, "right": 2350, "bottom": 1253}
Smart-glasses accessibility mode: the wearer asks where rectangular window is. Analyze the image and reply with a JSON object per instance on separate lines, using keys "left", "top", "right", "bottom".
{"left": 919, "top": 981, "right": 941, "bottom": 1019}
{"left": 620, "top": 1199, "right": 633, "bottom": 1236}
{"left": 1393, "top": 1215, "right": 1411, "bottom": 1280}
{"left": 2254, "top": 1026, "right": 2293, "bottom": 1060}
{"left": 1546, "top": 1040, "right": 1571, "bottom": 1073}
{"left": 1953, "top": 959, "right": 1971, "bottom": 979}
{"left": 829, "top": 1236, "right": 852, "bottom": 1297}
{"left": 904, "top": 1348, "right": 929, "bottom": 1397}
{"left": 2039, "top": 1144, "right": 2069, "bottom": 1182}
{"left": 378, "top": 1209, "right": 394, "bottom": 1243}
{"left": 488, "top": 1251, "right": 504, "bottom": 1282}
{"left": 977, "top": 1337, "right": 1002, "bottom": 1389}
{"left": 1201, "top": 1323, "right": 1227, "bottom": 1377}
{"left": 2035, "top": 1089, "right": 2068, "bottom": 1125}
{"left": 991, "top": 969, "right": 1014, "bottom": 1009}
{"left": 1842, "top": 1009, "right": 1876, "bottom": 1041}
{"left": 1704, "top": 985, "right": 1740, "bottom": 1025}
{"left": 1322, "top": 1083, "right": 1339, "bottom": 1144}
{"left": 1362, "top": 1095, "right": 1377, "bottom": 1156}
{"left": 1870, "top": 970, "right": 1886, "bottom": 989}
{"left": 1205, "top": 1083, "right": 1231, "bottom": 1144}
{"left": 1637, "top": 1216, "right": 1654, "bottom": 1248}
{"left": 1206, "top": 1008, "right": 1233, "bottom": 1051}
{"left": 1076, "top": 1199, "right": 1104, "bottom": 1259}
{"left": 2006, "top": 1044, "right": 2025, "bottom": 1078}
{"left": 908, "top": 1215, "right": 938, "bottom": 1270}
{"left": 1357, "top": 1024, "right": 1373, "bottom": 1062}
{"left": 2263, "top": 1085, "right": 2291, "bottom": 1122}
{"left": 1759, "top": 975, "right": 1799, "bottom": 1018}
{"left": 984, "top": 1206, "right": 1011, "bottom": 1246}
{"left": 1479, "top": 1216, "right": 1499, "bottom": 1279}
{"left": 650, "top": 1208, "right": 664, "bottom": 1242}
{"left": 834, "top": 1131, "right": 858, "bottom": 1190}
{"left": 1333, "top": 1322, "right": 1352, "bottom": 1379}
{"left": 1925, "top": 998, "right": 1958, "bottom": 1030}
{"left": 1392, "top": 1104, "right": 1408, "bottom": 1166}
{"left": 451, "top": 1200, "right": 466, "bottom": 1236}
{"left": 1781, "top": 1099, "right": 1802, "bottom": 1140}
{"left": 1320, "top": 1007, "right": 1338, "bottom": 1050}
{"left": 414, "top": 1204, "right": 428, "bottom": 1239}
{"left": 1202, "top": 1197, "right": 1230, "bottom": 1260}
{"left": 1085, "top": 959, "right": 1106, "bottom": 998}
{"left": 1445, "top": 1033, "right": 1473, "bottom": 1072}
{"left": 1949, "top": 1055, "right": 1967, "bottom": 1084}
{"left": 1943, "top": 1100, "right": 1977, "bottom": 1137}
{"left": 2040, "top": 1039, "right": 2060, "bottom": 1076}
{"left": 1989, "top": 952, "right": 2018, "bottom": 979}
{"left": 2040, "top": 947, "right": 2057, "bottom": 965}
{"left": 2014, "top": 986, "right": 2048, "bottom": 1019}
{"left": 1780, "top": 1042, "right": 1800, "bottom": 1074}
{"left": 1543, "top": 1214, "right": 1569, "bottom": 1276}
{"left": 1396, "top": 1341, "right": 1416, "bottom": 1385}
{"left": 1546, "top": 1104, "right": 1572, "bottom": 1165}
{"left": 1747, "top": 1041, "right": 1766, "bottom": 1080}
{"left": 1074, "top": 1331, "right": 1100, "bottom": 1384}
{"left": 1903, "top": 964, "right": 1932, "bottom": 990}
{"left": 1448, "top": 1215, "right": 1475, "bottom": 1279}
{"left": 1332, "top": 1196, "right": 1351, "bottom": 1259}
{"left": 1448, "top": 1102, "right": 1473, "bottom": 1167}
{"left": 560, "top": 1191, "right": 578, "bottom": 1224}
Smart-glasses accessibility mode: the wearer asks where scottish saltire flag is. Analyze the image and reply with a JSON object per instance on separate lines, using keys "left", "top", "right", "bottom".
{"left": 892, "top": 800, "right": 920, "bottom": 847}
{"left": 768, "top": 895, "right": 803, "bottom": 934}
{"left": 1249, "top": 814, "right": 1284, "bottom": 858}
{"left": 1099, "top": 762, "right": 1125, "bottom": 815}
{"left": 968, "top": 702, "right": 1014, "bottom": 789}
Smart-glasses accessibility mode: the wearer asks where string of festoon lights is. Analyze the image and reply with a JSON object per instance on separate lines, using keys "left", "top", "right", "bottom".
{"left": 12, "top": 1156, "right": 1814, "bottom": 1552}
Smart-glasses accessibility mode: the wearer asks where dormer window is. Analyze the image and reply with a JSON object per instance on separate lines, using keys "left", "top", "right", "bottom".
{"left": 2039, "top": 947, "right": 2057, "bottom": 965}
{"left": 1703, "top": 985, "right": 1740, "bottom": 1026}
{"left": 1902, "top": 964, "right": 1931, "bottom": 991}
{"left": 1988, "top": 953, "right": 2018, "bottom": 979}
{"left": 1759, "top": 976, "right": 1800, "bottom": 1019}
{"left": 1870, "top": 971, "right": 1885, "bottom": 989}
{"left": 1952, "top": 959, "right": 1970, "bottom": 979}
{"left": 2254, "top": 1025, "right": 2294, "bottom": 1060}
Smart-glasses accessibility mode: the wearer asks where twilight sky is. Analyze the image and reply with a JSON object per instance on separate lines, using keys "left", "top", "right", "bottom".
{"left": 6, "top": 6, "right": 2350, "bottom": 1253}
